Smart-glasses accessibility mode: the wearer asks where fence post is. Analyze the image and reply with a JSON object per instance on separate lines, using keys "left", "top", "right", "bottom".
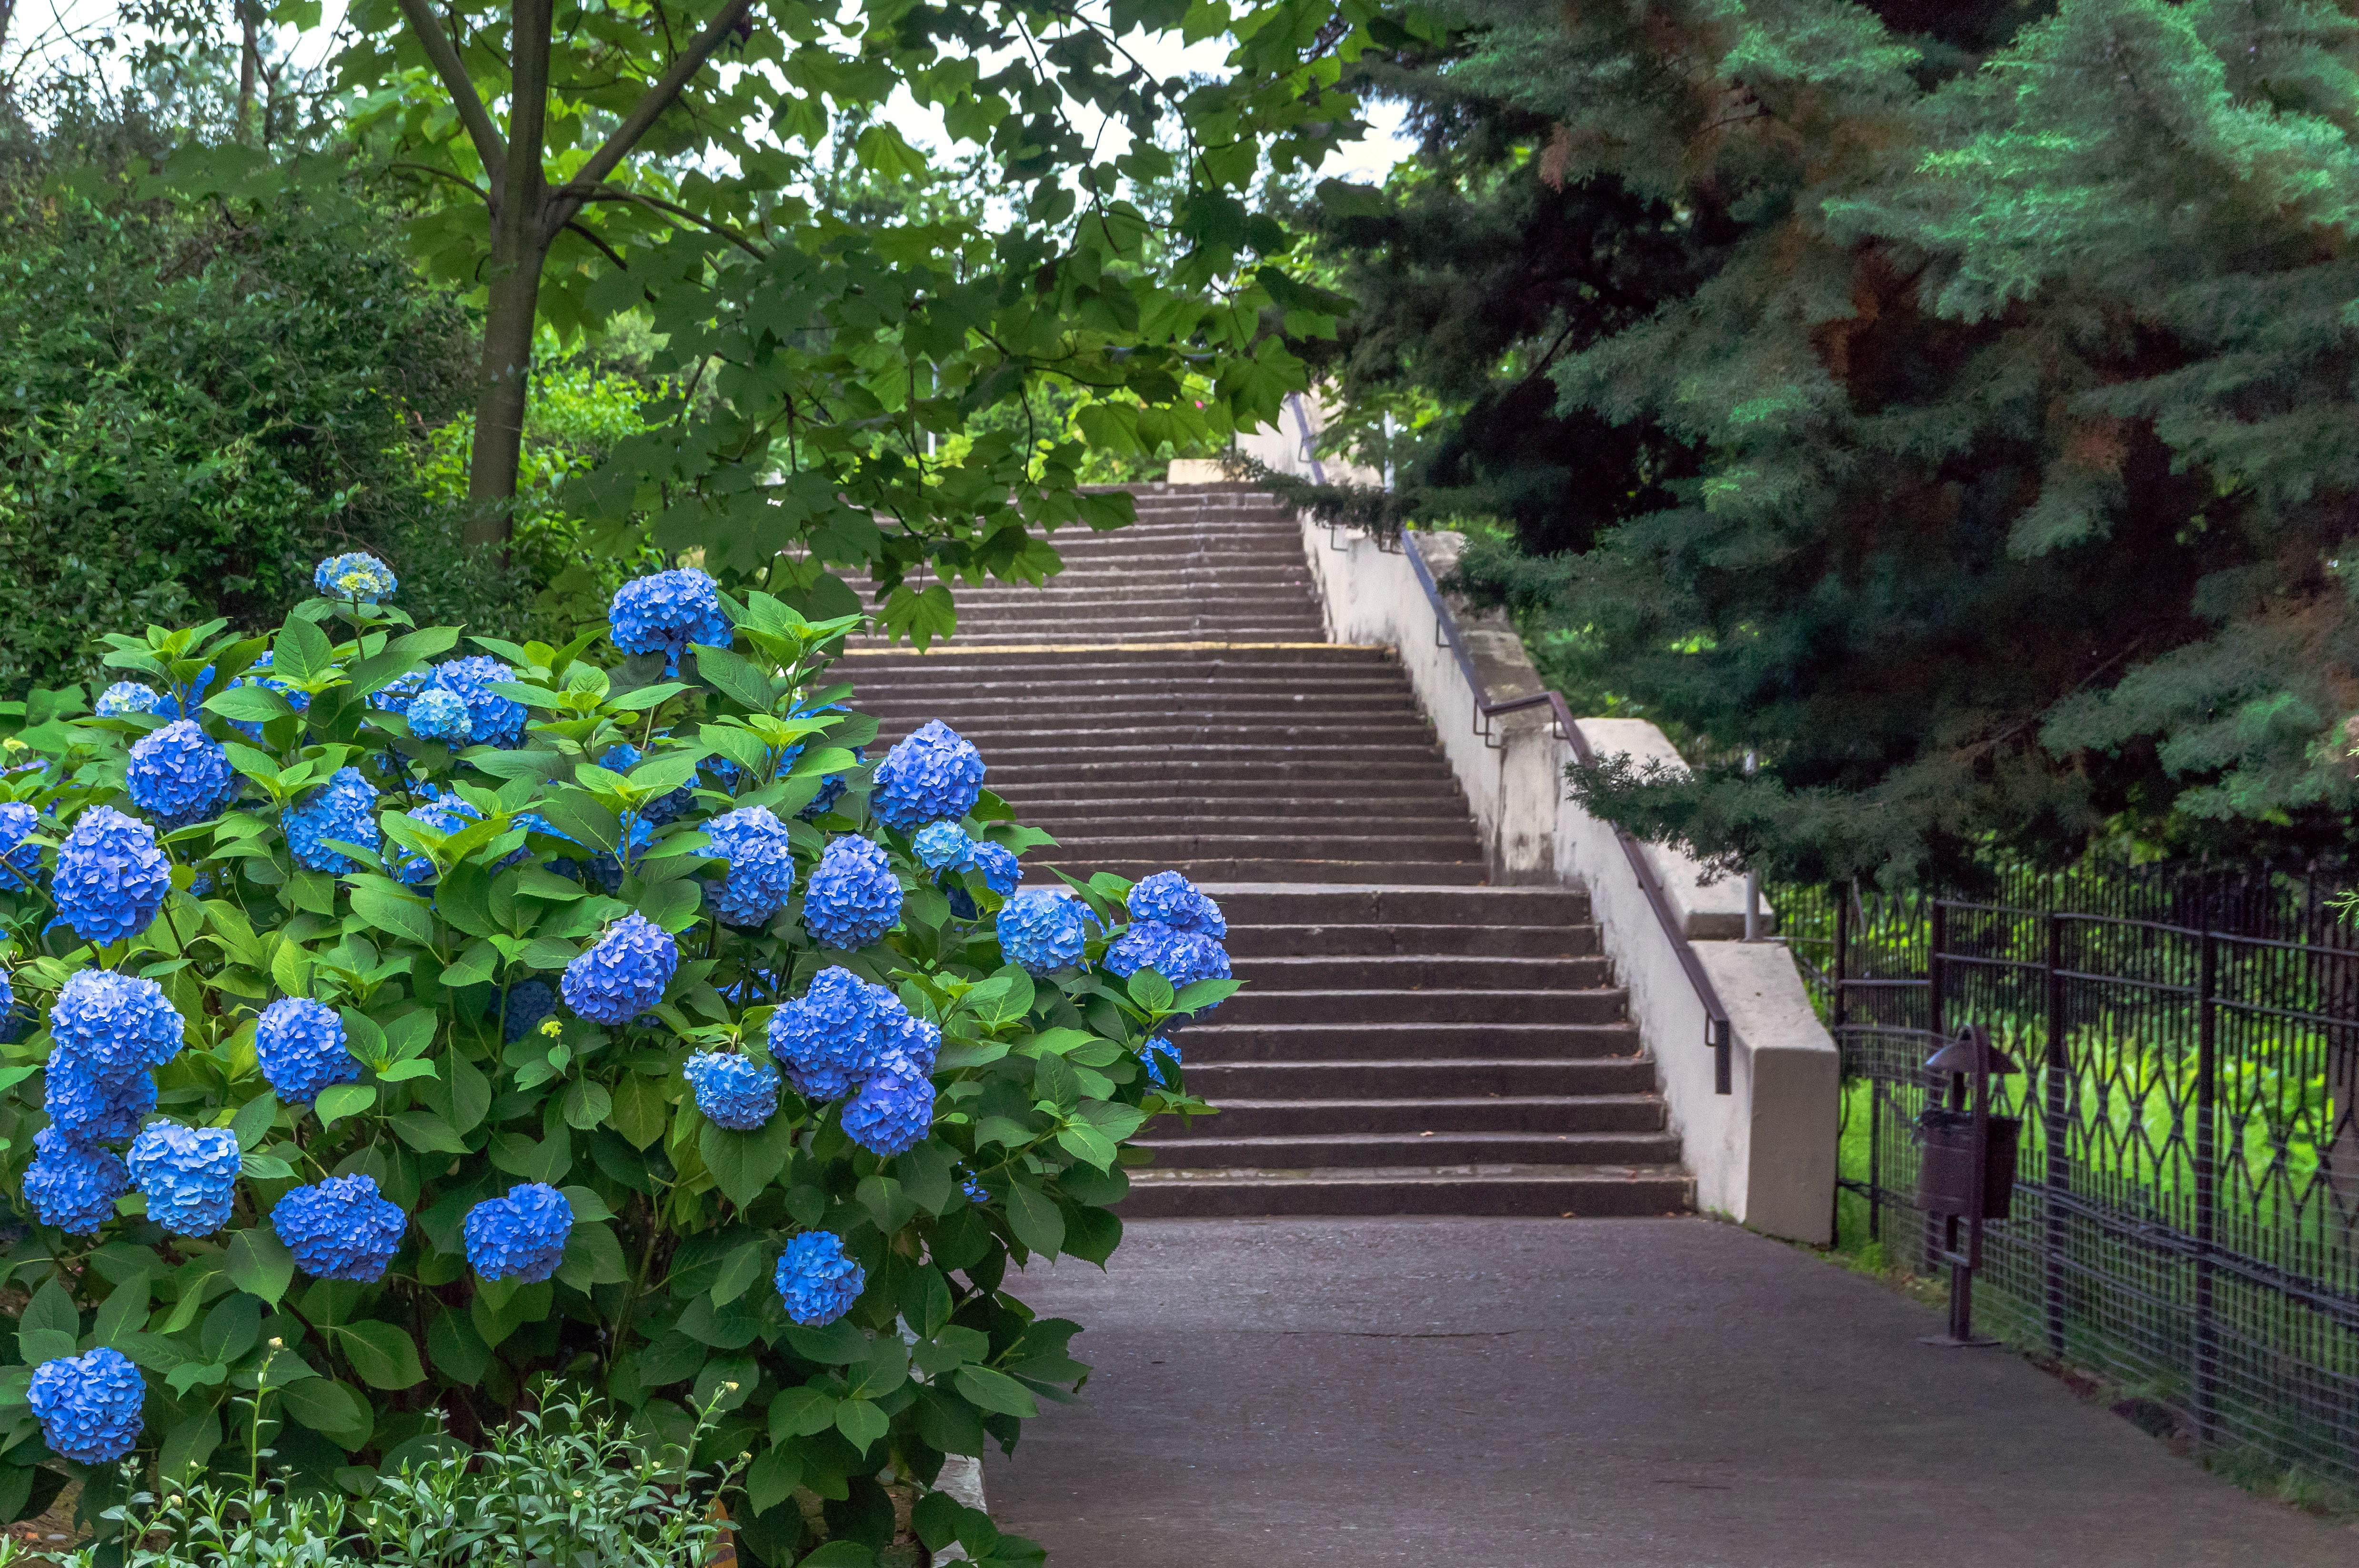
{"left": 1838, "top": 891, "right": 1872, "bottom": 1242}
{"left": 2194, "top": 928, "right": 2220, "bottom": 1449}
{"left": 2043, "top": 913, "right": 2068, "bottom": 1360}
{"left": 1924, "top": 900, "right": 1949, "bottom": 1275}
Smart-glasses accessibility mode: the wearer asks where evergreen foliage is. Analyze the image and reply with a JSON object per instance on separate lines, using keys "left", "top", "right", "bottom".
{"left": 1316, "top": 0, "right": 2359, "bottom": 884}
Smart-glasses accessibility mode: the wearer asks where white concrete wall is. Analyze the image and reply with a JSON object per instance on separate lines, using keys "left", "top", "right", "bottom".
{"left": 1301, "top": 514, "right": 1838, "bottom": 1242}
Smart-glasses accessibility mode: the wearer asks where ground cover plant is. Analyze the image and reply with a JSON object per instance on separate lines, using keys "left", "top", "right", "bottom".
{"left": 0, "top": 550, "right": 1227, "bottom": 1565}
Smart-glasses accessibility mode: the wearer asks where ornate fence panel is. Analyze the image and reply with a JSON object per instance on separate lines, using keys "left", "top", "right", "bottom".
{"left": 1783, "top": 868, "right": 2359, "bottom": 1488}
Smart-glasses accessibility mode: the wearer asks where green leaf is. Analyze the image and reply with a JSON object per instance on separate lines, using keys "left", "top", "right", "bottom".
{"left": 20, "top": 1279, "right": 79, "bottom": 1362}
{"left": 271, "top": 616, "right": 334, "bottom": 684}
{"left": 711, "top": 1240, "right": 766, "bottom": 1307}
{"left": 1004, "top": 1182, "right": 1065, "bottom": 1259}
{"left": 562, "top": 1077, "right": 613, "bottom": 1131}
{"left": 225, "top": 1228, "right": 297, "bottom": 1308}
{"left": 230, "top": 1094, "right": 280, "bottom": 1151}
{"left": 1129, "top": 969, "right": 1174, "bottom": 1014}
{"left": 892, "top": 1139, "right": 955, "bottom": 1214}
{"left": 330, "top": 1320, "right": 426, "bottom": 1389}
{"left": 556, "top": 1222, "right": 629, "bottom": 1290}
{"left": 953, "top": 1365, "right": 1041, "bottom": 1419}
{"left": 91, "top": 1278, "right": 153, "bottom": 1348}
{"left": 688, "top": 643, "right": 776, "bottom": 710}
{"left": 426, "top": 1307, "right": 491, "bottom": 1385}
{"left": 745, "top": 1442, "right": 802, "bottom": 1516}
{"left": 767, "top": 1385, "right": 838, "bottom": 1439}
{"left": 700, "top": 1117, "right": 793, "bottom": 1208}
{"left": 834, "top": 1397, "right": 890, "bottom": 1453}
{"left": 389, "top": 1110, "right": 469, "bottom": 1154}
{"left": 448, "top": 1051, "right": 492, "bottom": 1135}
{"left": 239, "top": 1151, "right": 297, "bottom": 1180}
{"left": 277, "top": 1376, "right": 374, "bottom": 1449}
{"left": 158, "top": 1407, "right": 222, "bottom": 1482}
{"left": 203, "top": 685, "right": 293, "bottom": 723}
{"left": 633, "top": 877, "right": 703, "bottom": 932}
{"left": 314, "top": 1083, "right": 376, "bottom": 1129}
{"left": 609, "top": 1072, "right": 668, "bottom": 1149}
{"left": 796, "top": 1540, "right": 876, "bottom": 1568}
{"left": 350, "top": 882, "right": 436, "bottom": 948}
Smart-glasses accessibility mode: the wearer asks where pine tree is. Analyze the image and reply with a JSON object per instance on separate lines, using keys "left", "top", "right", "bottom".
{"left": 1325, "top": 0, "right": 2359, "bottom": 885}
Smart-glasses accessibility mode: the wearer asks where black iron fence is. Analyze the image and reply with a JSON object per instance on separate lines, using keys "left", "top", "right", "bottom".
{"left": 1780, "top": 864, "right": 2359, "bottom": 1490}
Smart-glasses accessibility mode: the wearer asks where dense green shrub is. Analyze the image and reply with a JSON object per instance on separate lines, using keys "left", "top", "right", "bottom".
{"left": 0, "top": 557, "right": 1219, "bottom": 1566}
{"left": 0, "top": 125, "right": 518, "bottom": 693}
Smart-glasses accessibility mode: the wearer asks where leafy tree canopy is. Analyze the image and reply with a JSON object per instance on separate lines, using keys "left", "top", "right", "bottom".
{"left": 1306, "top": 0, "right": 2359, "bottom": 886}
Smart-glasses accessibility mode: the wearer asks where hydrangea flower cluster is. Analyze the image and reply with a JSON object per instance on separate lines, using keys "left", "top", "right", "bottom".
{"left": 841, "top": 1050, "right": 932, "bottom": 1157}
{"left": 1107, "top": 921, "right": 1233, "bottom": 991}
{"left": 503, "top": 979, "right": 558, "bottom": 1043}
{"left": 28, "top": 1347, "right": 146, "bottom": 1464}
{"left": 765, "top": 968, "right": 940, "bottom": 1154}
{"left": 803, "top": 835, "right": 902, "bottom": 949}
{"left": 1127, "top": 870, "right": 1226, "bottom": 939}
{"left": 44, "top": 1050, "right": 157, "bottom": 1145}
{"left": 997, "top": 889, "right": 1091, "bottom": 974}
{"left": 562, "top": 913, "right": 678, "bottom": 1024}
{"left": 53, "top": 805, "right": 172, "bottom": 945}
{"left": 0, "top": 801, "right": 40, "bottom": 890}
{"left": 253, "top": 997, "right": 360, "bottom": 1103}
{"left": 463, "top": 1181, "right": 573, "bottom": 1283}
{"left": 283, "top": 768, "right": 381, "bottom": 874}
{"left": 424, "top": 656, "right": 527, "bottom": 748}
{"left": 966, "top": 840, "right": 1021, "bottom": 896}
{"left": 774, "top": 1230, "right": 865, "bottom": 1328}
{"left": 871, "top": 721, "right": 985, "bottom": 830}
{"left": 684, "top": 1051, "right": 782, "bottom": 1131}
{"left": 126, "top": 720, "right": 235, "bottom": 826}
{"left": 50, "top": 969, "right": 185, "bottom": 1075}
{"left": 155, "top": 665, "right": 220, "bottom": 723}
{"left": 95, "top": 681, "right": 161, "bottom": 718}
{"left": 406, "top": 687, "right": 472, "bottom": 743}
{"left": 127, "top": 1121, "right": 241, "bottom": 1237}
{"left": 705, "top": 806, "right": 797, "bottom": 926}
{"left": 25, "top": 1127, "right": 130, "bottom": 1234}
{"left": 1143, "top": 1036, "right": 1183, "bottom": 1088}
{"left": 912, "top": 820, "right": 972, "bottom": 870}
{"left": 272, "top": 1173, "right": 406, "bottom": 1281}
{"left": 609, "top": 568, "right": 730, "bottom": 675}
{"left": 370, "top": 667, "right": 429, "bottom": 717}
{"left": 313, "top": 551, "right": 399, "bottom": 602}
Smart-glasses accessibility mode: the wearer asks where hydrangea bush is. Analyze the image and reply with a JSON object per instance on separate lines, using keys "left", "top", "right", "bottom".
{"left": 0, "top": 558, "right": 1225, "bottom": 1564}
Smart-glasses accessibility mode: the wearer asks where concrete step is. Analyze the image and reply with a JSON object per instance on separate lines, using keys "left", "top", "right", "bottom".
{"left": 990, "top": 784, "right": 1469, "bottom": 807}
{"left": 1019, "top": 807, "right": 1478, "bottom": 831}
{"left": 1199, "top": 885, "right": 1592, "bottom": 924}
{"left": 1164, "top": 1095, "right": 1668, "bottom": 1138}
{"left": 903, "top": 723, "right": 1445, "bottom": 752}
{"left": 1032, "top": 835, "right": 1484, "bottom": 863}
{"left": 1117, "top": 1163, "right": 1694, "bottom": 1218}
{"left": 1211, "top": 988, "right": 1626, "bottom": 1025}
{"left": 1223, "top": 923, "right": 1599, "bottom": 958}
{"left": 1179, "top": 1021, "right": 1642, "bottom": 1062}
{"left": 1040, "top": 859, "right": 1489, "bottom": 886}
{"left": 1228, "top": 954, "right": 1615, "bottom": 991}
{"left": 1183, "top": 1058, "right": 1660, "bottom": 1098}
{"left": 1134, "top": 1129, "right": 1682, "bottom": 1168}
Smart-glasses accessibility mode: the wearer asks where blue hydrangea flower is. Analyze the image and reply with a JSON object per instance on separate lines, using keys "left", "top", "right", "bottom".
{"left": 965, "top": 841, "right": 1020, "bottom": 897}
{"left": 881, "top": 999, "right": 941, "bottom": 1078}
{"left": 870, "top": 720, "right": 985, "bottom": 831}
{"left": 768, "top": 966, "right": 891, "bottom": 1101}
{"left": 25, "top": 1127, "right": 130, "bottom": 1234}
{"left": 598, "top": 742, "right": 643, "bottom": 771}
{"left": 28, "top": 1347, "right": 145, "bottom": 1465}
{"left": 95, "top": 681, "right": 162, "bottom": 719}
{"left": 406, "top": 687, "right": 471, "bottom": 743}
{"left": 254, "top": 997, "right": 359, "bottom": 1104}
{"left": 423, "top": 656, "right": 527, "bottom": 748}
{"left": 705, "top": 806, "right": 797, "bottom": 927}
{"left": 0, "top": 801, "right": 40, "bottom": 890}
{"left": 912, "top": 821, "right": 972, "bottom": 871}
{"left": 841, "top": 1049, "right": 933, "bottom": 1158}
{"left": 463, "top": 1181, "right": 573, "bottom": 1283}
{"left": 271, "top": 1173, "right": 406, "bottom": 1281}
{"left": 802, "top": 770, "right": 853, "bottom": 820}
{"left": 282, "top": 768, "right": 379, "bottom": 875}
{"left": 370, "top": 668, "right": 429, "bottom": 717}
{"left": 386, "top": 791, "right": 486, "bottom": 886}
{"left": 44, "top": 1051, "right": 156, "bottom": 1144}
{"left": 1127, "top": 870, "right": 1227, "bottom": 939}
{"left": 959, "top": 1170, "right": 989, "bottom": 1204}
{"left": 609, "top": 568, "right": 731, "bottom": 676}
{"left": 314, "top": 551, "right": 399, "bottom": 602}
{"left": 561, "top": 913, "right": 678, "bottom": 1025}
{"left": 1107, "top": 921, "right": 1233, "bottom": 992}
{"left": 242, "top": 652, "right": 311, "bottom": 714}
{"left": 53, "top": 805, "right": 172, "bottom": 945}
{"left": 502, "top": 979, "right": 557, "bottom": 1044}
{"left": 803, "top": 835, "right": 902, "bottom": 949}
{"left": 1143, "top": 1036, "right": 1182, "bottom": 1088}
{"left": 126, "top": 720, "right": 234, "bottom": 827}
{"left": 50, "top": 969, "right": 184, "bottom": 1074}
{"left": 774, "top": 1230, "right": 864, "bottom": 1328}
{"left": 998, "top": 889, "right": 1090, "bottom": 974}
{"left": 127, "top": 1120, "right": 241, "bottom": 1237}
{"left": 684, "top": 1051, "right": 782, "bottom": 1131}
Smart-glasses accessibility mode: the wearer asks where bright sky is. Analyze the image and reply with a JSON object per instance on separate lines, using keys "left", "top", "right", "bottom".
{"left": 3, "top": 1, "right": 1413, "bottom": 187}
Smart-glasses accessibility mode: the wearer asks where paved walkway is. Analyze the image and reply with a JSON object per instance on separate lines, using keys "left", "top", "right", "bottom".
{"left": 985, "top": 1218, "right": 2357, "bottom": 1567}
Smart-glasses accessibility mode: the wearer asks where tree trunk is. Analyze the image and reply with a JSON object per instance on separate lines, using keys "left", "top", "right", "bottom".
{"left": 462, "top": 0, "right": 555, "bottom": 554}
{"left": 236, "top": 2, "right": 259, "bottom": 144}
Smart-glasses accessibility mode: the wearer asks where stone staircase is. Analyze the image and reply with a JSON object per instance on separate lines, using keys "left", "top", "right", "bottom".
{"left": 841, "top": 483, "right": 1692, "bottom": 1218}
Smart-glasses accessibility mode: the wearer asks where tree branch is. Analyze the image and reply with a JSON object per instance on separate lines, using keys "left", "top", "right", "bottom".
{"left": 391, "top": 0, "right": 507, "bottom": 190}
{"left": 557, "top": 183, "right": 766, "bottom": 259}
{"left": 561, "top": 220, "right": 631, "bottom": 272}
{"left": 544, "top": 0, "right": 753, "bottom": 239}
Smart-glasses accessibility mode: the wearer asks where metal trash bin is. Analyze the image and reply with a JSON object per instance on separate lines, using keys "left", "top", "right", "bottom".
{"left": 1915, "top": 1106, "right": 2020, "bottom": 1221}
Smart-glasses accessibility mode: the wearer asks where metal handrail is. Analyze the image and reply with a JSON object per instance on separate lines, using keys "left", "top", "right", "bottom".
{"left": 1398, "top": 529, "right": 1736, "bottom": 1095}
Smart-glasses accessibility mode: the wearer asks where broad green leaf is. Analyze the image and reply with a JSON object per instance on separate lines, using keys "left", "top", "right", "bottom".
{"left": 314, "top": 1083, "right": 376, "bottom": 1129}
{"left": 224, "top": 1229, "right": 296, "bottom": 1308}
{"left": 609, "top": 1072, "right": 668, "bottom": 1149}
{"left": 953, "top": 1366, "right": 1041, "bottom": 1419}
{"left": 700, "top": 1117, "right": 793, "bottom": 1209}
{"left": 230, "top": 1093, "right": 280, "bottom": 1151}
{"left": 711, "top": 1240, "right": 766, "bottom": 1307}
{"left": 19, "top": 1281, "right": 78, "bottom": 1363}
{"left": 562, "top": 1077, "right": 612, "bottom": 1131}
{"left": 158, "top": 1407, "right": 222, "bottom": 1482}
{"left": 426, "top": 1307, "right": 491, "bottom": 1385}
{"left": 277, "top": 1376, "right": 374, "bottom": 1449}
{"left": 350, "top": 882, "right": 435, "bottom": 948}
{"left": 834, "top": 1397, "right": 890, "bottom": 1453}
{"left": 796, "top": 1540, "right": 876, "bottom": 1568}
{"left": 1004, "top": 1182, "right": 1065, "bottom": 1259}
{"left": 388, "top": 1111, "right": 469, "bottom": 1154}
{"left": 91, "top": 1278, "right": 152, "bottom": 1348}
{"left": 1129, "top": 969, "right": 1175, "bottom": 1014}
{"left": 745, "top": 1442, "right": 802, "bottom": 1516}
{"left": 331, "top": 1320, "right": 426, "bottom": 1388}
{"left": 556, "top": 1223, "right": 629, "bottom": 1290}
{"left": 767, "top": 1385, "right": 838, "bottom": 1439}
